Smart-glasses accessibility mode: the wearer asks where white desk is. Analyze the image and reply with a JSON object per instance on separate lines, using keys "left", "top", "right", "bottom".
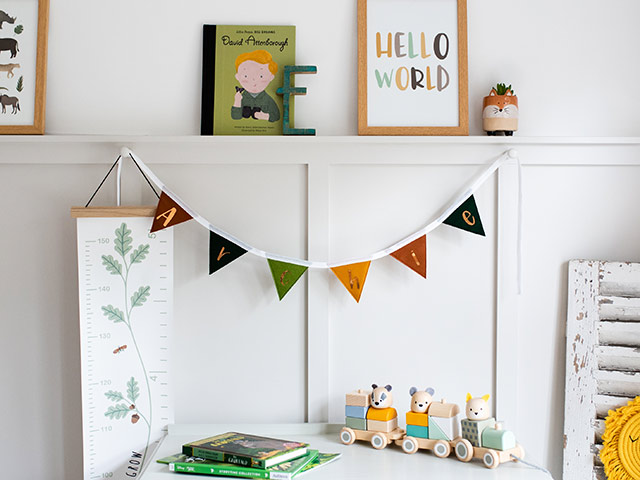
{"left": 141, "top": 424, "right": 551, "bottom": 479}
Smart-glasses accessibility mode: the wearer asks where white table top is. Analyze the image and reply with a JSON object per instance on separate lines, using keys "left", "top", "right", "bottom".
{"left": 141, "top": 424, "right": 551, "bottom": 480}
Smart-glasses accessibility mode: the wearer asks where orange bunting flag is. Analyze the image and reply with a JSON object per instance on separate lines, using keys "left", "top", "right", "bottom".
{"left": 390, "top": 235, "right": 427, "bottom": 278}
{"left": 150, "top": 191, "right": 193, "bottom": 233}
{"left": 330, "top": 261, "right": 371, "bottom": 303}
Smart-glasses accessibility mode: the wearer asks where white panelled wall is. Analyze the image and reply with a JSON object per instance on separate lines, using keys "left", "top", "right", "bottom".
{"left": 1, "top": 1, "right": 640, "bottom": 480}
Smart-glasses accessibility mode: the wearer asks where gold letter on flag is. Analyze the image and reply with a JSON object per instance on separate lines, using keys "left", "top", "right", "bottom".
{"left": 150, "top": 191, "right": 193, "bottom": 233}
{"left": 331, "top": 261, "right": 371, "bottom": 303}
{"left": 390, "top": 235, "right": 427, "bottom": 278}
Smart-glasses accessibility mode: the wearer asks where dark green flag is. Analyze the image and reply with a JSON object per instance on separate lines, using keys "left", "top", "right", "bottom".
{"left": 267, "top": 259, "right": 308, "bottom": 301}
{"left": 443, "top": 195, "right": 485, "bottom": 236}
{"left": 209, "top": 231, "right": 247, "bottom": 274}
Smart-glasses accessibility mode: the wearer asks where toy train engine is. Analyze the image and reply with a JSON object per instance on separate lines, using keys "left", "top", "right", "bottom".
{"left": 340, "top": 384, "right": 405, "bottom": 449}
{"left": 453, "top": 393, "right": 524, "bottom": 469}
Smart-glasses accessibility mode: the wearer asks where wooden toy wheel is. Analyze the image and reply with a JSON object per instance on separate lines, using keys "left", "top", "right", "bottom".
{"left": 454, "top": 439, "right": 473, "bottom": 462}
{"left": 401, "top": 436, "right": 419, "bottom": 454}
{"left": 483, "top": 450, "right": 500, "bottom": 469}
{"left": 371, "top": 432, "right": 388, "bottom": 450}
{"left": 433, "top": 440, "right": 451, "bottom": 458}
{"left": 340, "top": 427, "right": 356, "bottom": 445}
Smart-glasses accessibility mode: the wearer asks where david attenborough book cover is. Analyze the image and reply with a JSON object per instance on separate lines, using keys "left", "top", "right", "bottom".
{"left": 202, "top": 25, "right": 296, "bottom": 136}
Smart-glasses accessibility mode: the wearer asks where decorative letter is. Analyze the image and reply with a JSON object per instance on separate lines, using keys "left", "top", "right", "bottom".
{"left": 276, "top": 65, "right": 317, "bottom": 136}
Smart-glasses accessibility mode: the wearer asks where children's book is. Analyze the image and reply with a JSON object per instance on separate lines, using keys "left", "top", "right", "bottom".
{"left": 201, "top": 25, "right": 296, "bottom": 136}
{"left": 297, "top": 452, "right": 341, "bottom": 476}
{"left": 157, "top": 450, "right": 318, "bottom": 479}
{"left": 181, "top": 432, "right": 308, "bottom": 469}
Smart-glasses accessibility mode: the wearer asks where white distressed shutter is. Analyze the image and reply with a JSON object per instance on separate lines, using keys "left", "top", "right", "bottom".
{"left": 564, "top": 260, "right": 640, "bottom": 480}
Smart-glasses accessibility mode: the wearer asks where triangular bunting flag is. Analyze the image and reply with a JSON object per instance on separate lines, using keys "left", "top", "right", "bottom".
{"left": 267, "top": 259, "right": 308, "bottom": 301}
{"left": 330, "top": 261, "right": 371, "bottom": 303}
{"left": 390, "top": 235, "right": 427, "bottom": 278}
{"left": 150, "top": 191, "right": 193, "bottom": 233}
{"left": 209, "top": 231, "right": 247, "bottom": 274}
{"left": 443, "top": 195, "right": 486, "bottom": 236}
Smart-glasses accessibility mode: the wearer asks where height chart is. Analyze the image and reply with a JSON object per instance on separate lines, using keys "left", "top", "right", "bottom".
{"left": 75, "top": 213, "right": 173, "bottom": 480}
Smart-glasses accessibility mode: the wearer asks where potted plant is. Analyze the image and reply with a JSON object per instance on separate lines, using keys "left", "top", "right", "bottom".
{"left": 482, "top": 83, "right": 518, "bottom": 136}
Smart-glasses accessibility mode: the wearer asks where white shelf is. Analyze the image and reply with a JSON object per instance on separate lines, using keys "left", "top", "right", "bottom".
{"left": 1, "top": 135, "right": 639, "bottom": 166}
{"left": 0, "top": 134, "right": 640, "bottom": 145}
{"left": 140, "top": 423, "right": 550, "bottom": 480}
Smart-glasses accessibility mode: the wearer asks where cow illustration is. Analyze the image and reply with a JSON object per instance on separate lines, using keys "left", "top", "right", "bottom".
{"left": 0, "top": 11, "right": 16, "bottom": 29}
{"left": 0, "top": 38, "right": 18, "bottom": 58}
{"left": 0, "top": 94, "right": 20, "bottom": 114}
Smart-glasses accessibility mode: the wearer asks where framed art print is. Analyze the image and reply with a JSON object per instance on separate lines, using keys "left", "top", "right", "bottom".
{"left": 0, "top": 0, "right": 49, "bottom": 134}
{"left": 357, "top": 0, "right": 468, "bottom": 135}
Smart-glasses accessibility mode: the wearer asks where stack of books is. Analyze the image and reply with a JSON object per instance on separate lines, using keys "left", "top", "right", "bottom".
{"left": 157, "top": 432, "right": 340, "bottom": 479}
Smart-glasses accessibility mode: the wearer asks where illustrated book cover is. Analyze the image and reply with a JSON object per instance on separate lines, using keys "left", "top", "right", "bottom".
{"left": 158, "top": 450, "right": 318, "bottom": 479}
{"left": 297, "top": 452, "right": 341, "bottom": 476}
{"left": 181, "top": 432, "right": 308, "bottom": 469}
{"left": 201, "top": 25, "right": 296, "bottom": 136}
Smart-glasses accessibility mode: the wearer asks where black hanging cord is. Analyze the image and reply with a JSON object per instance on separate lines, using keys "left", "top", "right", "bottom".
{"left": 84, "top": 152, "right": 161, "bottom": 208}
{"left": 84, "top": 155, "right": 122, "bottom": 207}
{"left": 128, "top": 153, "right": 160, "bottom": 199}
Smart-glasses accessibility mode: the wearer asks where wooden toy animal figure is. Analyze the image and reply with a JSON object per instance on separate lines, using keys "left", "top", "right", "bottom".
{"left": 465, "top": 393, "right": 491, "bottom": 420}
{"left": 482, "top": 83, "right": 518, "bottom": 136}
{"left": 0, "top": 94, "right": 19, "bottom": 114}
{"left": 371, "top": 384, "right": 393, "bottom": 408}
{"left": 409, "top": 386, "right": 435, "bottom": 413}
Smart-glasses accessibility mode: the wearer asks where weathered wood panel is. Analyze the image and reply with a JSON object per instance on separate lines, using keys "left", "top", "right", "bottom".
{"left": 599, "top": 296, "right": 640, "bottom": 321}
{"left": 600, "top": 262, "right": 640, "bottom": 297}
{"left": 596, "top": 345, "right": 640, "bottom": 371}
{"left": 563, "top": 260, "right": 600, "bottom": 480}
{"left": 599, "top": 321, "right": 640, "bottom": 346}
{"left": 565, "top": 260, "right": 640, "bottom": 480}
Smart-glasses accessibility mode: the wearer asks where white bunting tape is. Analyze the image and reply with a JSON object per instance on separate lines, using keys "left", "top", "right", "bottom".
{"left": 126, "top": 148, "right": 518, "bottom": 272}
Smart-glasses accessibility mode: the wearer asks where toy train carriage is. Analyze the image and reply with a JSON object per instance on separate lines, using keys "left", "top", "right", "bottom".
{"left": 340, "top": 386, "right": 405, "bottom": 449}
{"left": 397, "top": 398, "right": 460, "bottom": 457}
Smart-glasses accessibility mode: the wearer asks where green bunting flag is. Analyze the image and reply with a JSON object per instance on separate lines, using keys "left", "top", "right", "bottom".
{"left": 443, "top": 195, "right": 485, "bottom": 236}
{"left": 209, "top": 231, "right": 247, "bottom": 274}
{"left": 267, "top": 259, "right": 308, "bottom": 301}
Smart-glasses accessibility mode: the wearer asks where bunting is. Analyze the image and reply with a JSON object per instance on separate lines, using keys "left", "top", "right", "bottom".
{"left": 331, "top": 262, "right": 371, "bottom": 303}
{"left": 442, "top": 195, "right": 485, "bottom": 236}
{"left": 209, "top": 231, "right": 247, "bottom": 274}
{"left": 124, "top": 148, "right": 517, "bottom": 303}
{"left": 267, "top": 260, "right": 308, "bottom": 300}
{"left": 390, "top": 235, "right": 427, "bottom": 278}
{"left": 150, "top": 191, "right": 193, "bottom": 233}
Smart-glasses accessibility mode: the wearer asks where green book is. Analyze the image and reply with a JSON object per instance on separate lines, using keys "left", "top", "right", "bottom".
{"left": 297, "top": 452, "right": 341, "bottom": 476}
{"left": 159, "top": 450, "right": 318, "bottom": 479}
{"left": 201, "top": 25, "right": 296, "bottom": 136}
{"left": 182, "top": 432, "right": 308, "bottom": 469}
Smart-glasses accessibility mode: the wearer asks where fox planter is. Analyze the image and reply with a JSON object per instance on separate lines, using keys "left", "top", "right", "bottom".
{"left": 482, "top": 84, "right": 518, "bottom": 136}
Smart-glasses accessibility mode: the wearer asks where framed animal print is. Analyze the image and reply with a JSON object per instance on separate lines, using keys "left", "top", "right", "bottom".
{"left": 0, "top": 0, "right": 49, "bottom": 134}
{"left": 357, "top": 0, "right": 468, "bottom": 135}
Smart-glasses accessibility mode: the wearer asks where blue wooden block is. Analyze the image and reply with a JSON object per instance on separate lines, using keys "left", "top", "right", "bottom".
{"left": 406, "top": 424, "right": 429, "bottom": 439}
{"left": 345, "top": 405, "right": 369, "bottom": 419}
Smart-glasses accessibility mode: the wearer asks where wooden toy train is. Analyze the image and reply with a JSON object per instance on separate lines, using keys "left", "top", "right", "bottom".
{"left": 339, "top": 384, "right": 525, "bottom": 469}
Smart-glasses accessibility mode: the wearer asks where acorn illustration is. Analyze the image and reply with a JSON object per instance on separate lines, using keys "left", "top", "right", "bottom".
{"left": 129, "top": 404, "right": 135, "bottom": 410}
{"left": 131, "top": 413, "right": 140, "bottom": 424}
